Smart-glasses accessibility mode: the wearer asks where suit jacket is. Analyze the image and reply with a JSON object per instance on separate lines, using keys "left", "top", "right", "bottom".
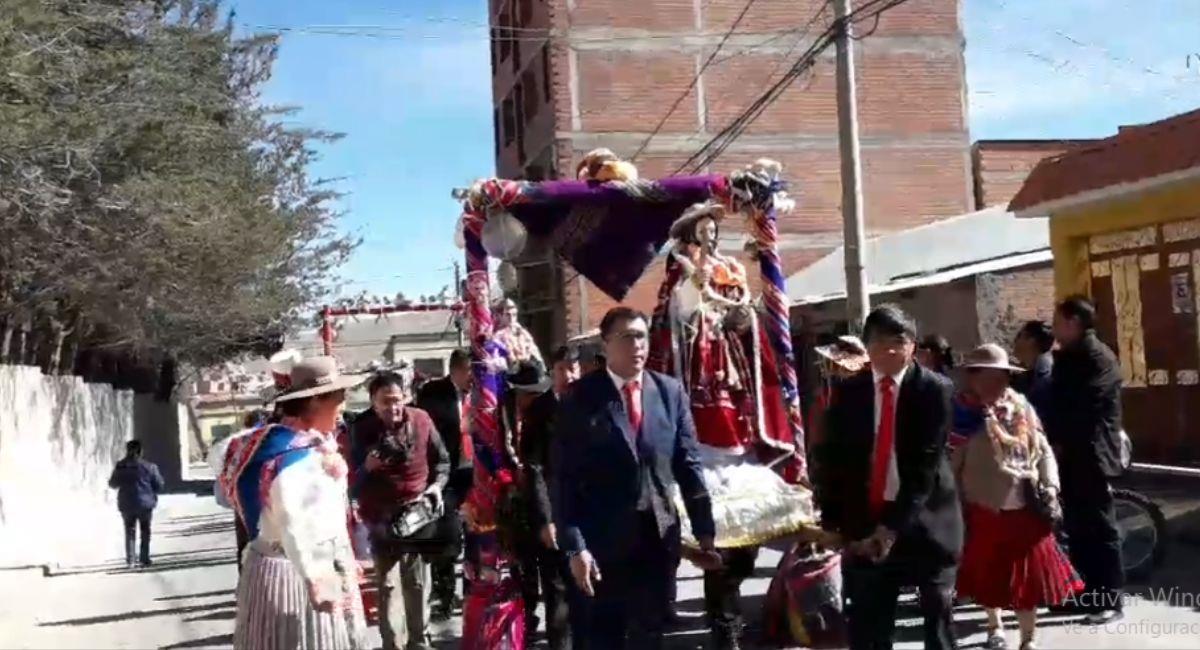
{"left": 1048, "top": 330, "right": 1124, "bottom": 480}
{"left": 816, "top": 363, "right": 962, "bottom": 569}
{"left": 520, "top": 389, "right": 559, "bottom": 530}
{"left": 415, "top": 376, "right": 473, "bottom": 494}
{"left": 551, "top": 369, "right": 715, "bottom": 564}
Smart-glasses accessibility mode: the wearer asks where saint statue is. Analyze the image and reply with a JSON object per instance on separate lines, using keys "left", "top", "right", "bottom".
{"left": 648, "top": 201, "right": 814, "bottom": 549}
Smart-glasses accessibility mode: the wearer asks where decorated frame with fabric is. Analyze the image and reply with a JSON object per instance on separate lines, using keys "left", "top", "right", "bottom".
{"left": 452, "top": 157, "right": 810, "bottom": 648}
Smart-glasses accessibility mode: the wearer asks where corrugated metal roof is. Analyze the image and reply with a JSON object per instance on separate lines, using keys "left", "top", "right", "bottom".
{"left": 786, "top": 207, "right": 1050, "bottom": 305}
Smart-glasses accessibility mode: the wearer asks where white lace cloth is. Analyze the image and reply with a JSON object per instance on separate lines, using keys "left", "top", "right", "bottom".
{"left": 676, "top": 445, "right": 816, "bottom": 549}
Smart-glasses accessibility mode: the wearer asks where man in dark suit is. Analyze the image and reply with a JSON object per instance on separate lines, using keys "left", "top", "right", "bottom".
{"left": 516, "top": 346, "right": 581, "bottom": 649}
{"left": 415, "top": 348, "right": 475, "bottom": 620}
{"left": 1049, "top": 296, "right": 1125, "bottom": 624}
{"left": 552, "top": 306, "right": 720, "bottom": 649}
{"left": 816, "top": 304, "right": 962, "bottom": 650}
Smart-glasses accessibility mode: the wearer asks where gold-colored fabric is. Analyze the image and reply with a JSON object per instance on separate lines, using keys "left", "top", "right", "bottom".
{"left": 674, "top": 460, "right": 816, "bottom": 549}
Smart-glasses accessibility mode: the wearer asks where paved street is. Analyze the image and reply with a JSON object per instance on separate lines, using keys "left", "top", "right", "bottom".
{"left": 3, "top": 490, "right": 1200, "bottom": 649}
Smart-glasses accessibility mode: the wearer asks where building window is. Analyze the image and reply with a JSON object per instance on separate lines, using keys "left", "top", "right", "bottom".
{"left": 521, "top": 69, "right": 539, "bottom": 121}
{"left": 498, "top": 6, "right": 512, "bottom": 61}
{"left": 519, "top": 0, "right": 534, "bottom": 26}
{"left": 211, "top": 423, "right": 234, "bottom": 443}
{"left": 512, "top": 34, "right": 521, "bottom": 74}
{"left": 514, "top": 84, "right": 526, "bottom": 163}
{"left": 414, "top": 357, "right": 446, "bottom": 379}
{"left": 502, "top": 96, "right": 516, "bottom": 147}
{"left": 490, "top": 28, "right": 499, "bottom": 72}
{"left": 493, "top": 107, "right": 502, "bottom": 156}
{"left": 541, "top": 44, "right": 552, "bottom": 102}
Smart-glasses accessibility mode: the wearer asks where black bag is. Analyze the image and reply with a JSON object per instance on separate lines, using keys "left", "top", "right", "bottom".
{"left": 383, "top": 493, "right": 461, "bottom": 558}
{"left": 1023, "top": 477, "right": 1062, "bottom": 526}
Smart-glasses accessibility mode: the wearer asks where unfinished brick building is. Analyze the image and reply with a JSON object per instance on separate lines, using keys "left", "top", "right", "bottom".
{"left": 489, "top": 0, "right": 974, "bottom": 348}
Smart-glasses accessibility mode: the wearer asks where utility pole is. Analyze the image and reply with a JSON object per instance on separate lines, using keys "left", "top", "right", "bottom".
{"left": 834, "top": 0, "right": 870, "bottom": 333}
{"left": 453, "top": 261, "right": 465, "bottom": 347}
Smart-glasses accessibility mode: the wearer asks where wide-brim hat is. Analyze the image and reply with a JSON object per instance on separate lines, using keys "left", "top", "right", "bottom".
{"left": 507, "top": 360, "right": 551, "bottom": 393}
{"left": 274, "top": 356, "right": 368, "bottom": 402}
{"left": 962, "top": 343, "right": 1025, "bottom": 373}
{"left": 669, "top": 201, "right": 726, "bottom": 241}
{"left": 815, "top": 335, "right": 869, "bottom": 371}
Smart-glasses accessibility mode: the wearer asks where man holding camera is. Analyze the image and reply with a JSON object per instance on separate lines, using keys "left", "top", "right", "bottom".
{"left": 352, "top": 371, "right": 450, "bottom": 650}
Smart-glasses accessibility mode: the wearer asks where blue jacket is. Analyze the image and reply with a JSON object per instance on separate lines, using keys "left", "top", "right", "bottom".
{"left": 550, "top": 369, "right": 715, "bottom": 563}
{"left": 108, "top": 457, "right": 165, "bottom": 513}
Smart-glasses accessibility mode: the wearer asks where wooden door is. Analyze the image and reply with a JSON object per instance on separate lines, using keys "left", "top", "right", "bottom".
{"left": 1087, "top": 219, "right": 1200, "bottom": 467}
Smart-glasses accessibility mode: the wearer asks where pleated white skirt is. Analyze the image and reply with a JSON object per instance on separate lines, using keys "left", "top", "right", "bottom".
{"left": 234, "top": 541, "right": 368, "bottom": 650}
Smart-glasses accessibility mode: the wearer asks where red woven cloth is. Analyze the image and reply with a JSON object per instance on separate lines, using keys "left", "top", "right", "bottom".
{"left": 957, "top": 504, "right": 1083, "bottom": 610}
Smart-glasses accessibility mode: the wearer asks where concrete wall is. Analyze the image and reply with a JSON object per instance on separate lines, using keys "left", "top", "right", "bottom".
{"left": 974, "top": 264, "right": 1056, "bottom": 348}
{"left": 797, "top": 277, "right": 980, "bottom": 356}
{"left": 0, "top": 365, "right": 185, "bottom": 567}
{"left": 0, "top": 365, "right": 131, "bottom": 567}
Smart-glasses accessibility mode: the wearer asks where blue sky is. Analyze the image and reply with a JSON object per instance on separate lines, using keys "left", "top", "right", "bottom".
{"left": 231, "top": 0, "right": 1200, "bottom": 300}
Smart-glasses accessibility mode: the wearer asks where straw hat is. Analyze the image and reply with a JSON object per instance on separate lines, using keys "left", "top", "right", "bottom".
{"left": 274, "top": 356, "right": 367, "bottom": 402}
{"left": 815, "top": 335, "right": 869, "bottom": 372}
{"left": 962, "top": 343, "right": 1025, "bottom": 373}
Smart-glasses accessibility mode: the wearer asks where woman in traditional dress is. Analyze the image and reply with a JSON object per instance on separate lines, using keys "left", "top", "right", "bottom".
{"left": 220, "top": 356, "right": 369, "bottom": 650}
{"left": 952, "top": 344, "right": 1082, "bottom": 650}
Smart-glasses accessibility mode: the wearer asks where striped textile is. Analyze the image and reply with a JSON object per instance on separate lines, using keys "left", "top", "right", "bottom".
{"left": 234, "top": 543, "right": 368, "bottom": 650}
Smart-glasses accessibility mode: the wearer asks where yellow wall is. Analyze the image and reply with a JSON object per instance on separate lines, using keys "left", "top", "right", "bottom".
{"left": 1048, "top": 180, "right": 1200, "bottom": 298}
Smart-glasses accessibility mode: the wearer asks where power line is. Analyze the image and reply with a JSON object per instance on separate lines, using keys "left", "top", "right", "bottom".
{"left": 674, "top": 0, "right": 914, "bottom": 175}
{"left": 666, "top": 2, "right": 832, "bottom": 161}
{"left": 629, "top": 0, "right": 761, "bottom": 163}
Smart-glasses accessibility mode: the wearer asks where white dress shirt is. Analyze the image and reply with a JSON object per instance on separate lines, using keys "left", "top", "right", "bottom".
{"left": 607, "top": 367, "right": 644, "bottom": 416}
{"left": 871, "top": 365, "right": 907, "bottom": 503}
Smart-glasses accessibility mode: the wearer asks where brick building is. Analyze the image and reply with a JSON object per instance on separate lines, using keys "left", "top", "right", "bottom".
{"left": 972, "top": 140, "right": 1097, "bottom": 210}
{"left": 489, "top": 0, "right": 975, "bottom": 349}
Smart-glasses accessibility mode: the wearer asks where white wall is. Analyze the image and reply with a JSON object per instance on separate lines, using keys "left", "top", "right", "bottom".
{"left": 0, "top": 365, "right": 134, "bottom": 567}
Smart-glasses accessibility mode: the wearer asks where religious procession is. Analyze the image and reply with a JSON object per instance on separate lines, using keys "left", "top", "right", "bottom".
{"left": 202, "top": 150, "right": 1132, "bottom": 650}
{"left": 5, "top": 2, "right": 1197, "bottom": 650}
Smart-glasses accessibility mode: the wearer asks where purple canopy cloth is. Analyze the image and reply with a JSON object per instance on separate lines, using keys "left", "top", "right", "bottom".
{"left": 498, "top": 175, "right": 727, "bottom": 301}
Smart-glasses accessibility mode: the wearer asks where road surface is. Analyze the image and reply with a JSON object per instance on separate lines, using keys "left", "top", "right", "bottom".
{"left": 3, "top": 492, "right": 1200, "bottom": 649}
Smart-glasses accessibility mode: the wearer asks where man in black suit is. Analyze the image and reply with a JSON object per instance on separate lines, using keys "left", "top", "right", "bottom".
{"left": 517, "top": 346, "right": 581, "bottom": 649}
{"left": 415, "top": 348, "right": 475, "bottom": 620}
{"left": 816, "top": 304, "right": 962, "bottom": 650}
{"left": 552, "top": 306, "right": 720, "bottom": 649}
{"left": 1049, "top": 296, "right": 1125, "bottom": 624}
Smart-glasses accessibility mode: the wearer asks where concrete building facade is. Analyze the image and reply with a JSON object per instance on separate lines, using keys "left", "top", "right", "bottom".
{"left": 489, "top": 0, "right": 975, "bottom": 349}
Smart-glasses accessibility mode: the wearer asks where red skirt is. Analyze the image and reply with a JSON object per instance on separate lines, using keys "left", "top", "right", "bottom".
{"left": 957, "top": 503, "right": 1083, "bottom": 610}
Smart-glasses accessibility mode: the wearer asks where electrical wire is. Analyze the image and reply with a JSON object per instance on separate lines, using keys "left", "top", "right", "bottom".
{"left": 628, "top": 0, "right": 761, "bottom": 162}
{"left": 674, "top": 0, "right": 915, "bottom": 175}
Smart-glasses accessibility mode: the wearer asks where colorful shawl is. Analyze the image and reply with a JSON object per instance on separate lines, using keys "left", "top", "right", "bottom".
{"left": 217, "top": 424, "right": 321, "bottom": 539}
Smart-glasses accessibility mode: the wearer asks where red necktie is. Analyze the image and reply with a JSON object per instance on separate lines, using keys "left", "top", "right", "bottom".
{"left": 623, "top": 380, "right": 643, "bottom": 435}
{"left": 869, "top": 376, "right": 896, "bottom": 519}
